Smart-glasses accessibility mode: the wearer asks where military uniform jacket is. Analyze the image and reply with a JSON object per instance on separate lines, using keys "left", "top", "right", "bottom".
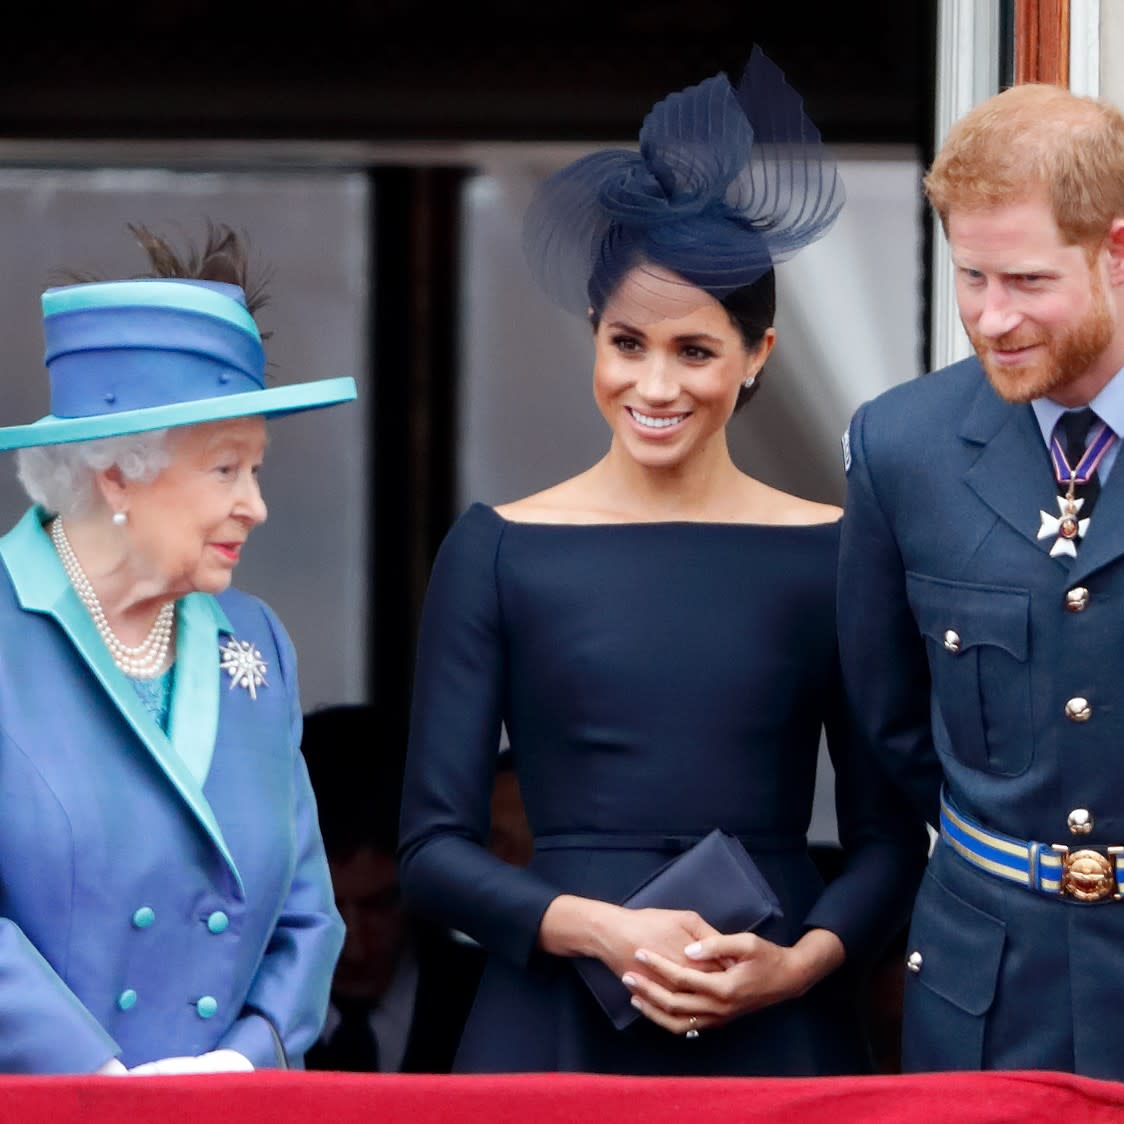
{"left": 838, "top": 357, "right": 1124, "bottom": 1079}
{"left": 0, "top": 508, "right": 343, "bottom": 1073}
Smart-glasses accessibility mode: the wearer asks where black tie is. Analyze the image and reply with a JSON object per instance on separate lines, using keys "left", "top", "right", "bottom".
{"left": 1058, "top": 407, "right": 1103, "bottom": 518}
{"left": 326, "top": 996, "right": 381, "bottom": 1072}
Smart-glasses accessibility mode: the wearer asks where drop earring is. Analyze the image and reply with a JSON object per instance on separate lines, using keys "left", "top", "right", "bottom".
{"left": 112, "top": 511, "right": 128, "bottom": 527}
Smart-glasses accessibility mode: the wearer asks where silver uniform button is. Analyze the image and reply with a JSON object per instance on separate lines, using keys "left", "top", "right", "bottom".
{"left": 1068, "top": 808, "right": 1094, "bottom": 835}
{"left": 907, "top": 951, "right": 923, "bottom": 974}
{"left": 1065, "top": 697, "right": 1092, "bottom": 722}
{"left": 943, "top": 630, "right": 961, "bottom": 653}
{"left": 1065, "top": 587, "right": 1089, "bottom": 612}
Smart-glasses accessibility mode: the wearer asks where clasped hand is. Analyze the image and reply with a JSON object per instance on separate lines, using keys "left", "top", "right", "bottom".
{"left": 623, "top": 928, "right": 845, "bottom": 1037}
{"left": 586, "top": 905, "right": 723, "bottom": 984}
{"left": 540, "top": 896, "right": 843, "bottom": 1037}
{"left": 538, "top": 896, "right": 720, "bottom": 985}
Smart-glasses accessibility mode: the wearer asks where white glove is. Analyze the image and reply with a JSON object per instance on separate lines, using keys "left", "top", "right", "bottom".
{"left": 94, "top": 1057, "right": 129, "bottom": 1076}
{"left": 128, "top": 1049, "right": 254, "bottom": 1076}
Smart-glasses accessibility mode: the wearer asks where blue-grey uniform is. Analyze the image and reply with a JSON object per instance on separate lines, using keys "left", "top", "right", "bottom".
{"left": 0, "top": 508, "right": 343, "bottom": 1073}
{"left": 838, "top": 355, "right": 1124, "bottom": 1079}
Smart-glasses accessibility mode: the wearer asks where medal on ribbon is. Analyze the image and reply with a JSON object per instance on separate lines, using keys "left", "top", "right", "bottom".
{"left": 1037, "top": 418, "right": 1116, "bottom": 557}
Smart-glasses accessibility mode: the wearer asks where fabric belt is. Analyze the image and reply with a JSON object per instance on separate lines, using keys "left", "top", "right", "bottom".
{"left": 940, "top": 792, "right": 1124, "bottom": 902}
{"left": 533, "top": 830, "right": 806, "bottom": 854}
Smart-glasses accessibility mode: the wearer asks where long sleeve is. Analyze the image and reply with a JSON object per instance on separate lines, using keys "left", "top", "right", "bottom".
{"left": 398, "top": 506, "right": 559, "bottom": 967}
{"left": 837, "top": 402, "right": 945, "bottom": 826}
{"left": 0, "top": 913, "right": 121, "bottom": 1074}
{"left": 219, "top": 605, "right": 344, "bottom": 1067}
{"left": 801, "top": 653, "right": 930, "bottom": 962}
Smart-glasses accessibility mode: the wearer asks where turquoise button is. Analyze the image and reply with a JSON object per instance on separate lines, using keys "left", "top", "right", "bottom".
{"left": 196, "top": 995, "right": 218, "bottom": 1019}
{"left": 132, "top": 907, "right": 156, "bottom": 929}
{"left": 206, "top": 910, "right": 229, "bottom": 934}
{"left": 117, "top": 989, "right": 137, "bottom": 1011}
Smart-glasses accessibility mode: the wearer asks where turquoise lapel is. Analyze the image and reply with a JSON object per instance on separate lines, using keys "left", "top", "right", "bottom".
{"left": 0, "top": 508, "right": 243, "bottom": 893}
{"left": 168, "top": 592, "right": 230, "bottom": 789}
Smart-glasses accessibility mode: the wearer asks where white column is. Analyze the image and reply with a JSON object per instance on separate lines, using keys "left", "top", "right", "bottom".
{"left": 1069, "top": 0, "right": 1101, "bottom": 96}
{"left": 1099, "top": 0, "right": 1124, "bottom": 108}
{"left": 930, "top": 0, "right": 1001, "bottom": 372}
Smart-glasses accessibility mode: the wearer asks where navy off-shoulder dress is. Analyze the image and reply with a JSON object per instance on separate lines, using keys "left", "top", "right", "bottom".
{"left": 399, "top": 503, "right": 926, "bottom": 1075}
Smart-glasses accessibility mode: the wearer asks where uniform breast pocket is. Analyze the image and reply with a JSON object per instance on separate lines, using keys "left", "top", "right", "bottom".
{"left": 905, "top": 572, "right": 1032, "bottom": 776}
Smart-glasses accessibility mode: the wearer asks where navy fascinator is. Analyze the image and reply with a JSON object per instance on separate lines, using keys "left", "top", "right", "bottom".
{"left": 522, "top": 46, "right": 845, "bottom": 319}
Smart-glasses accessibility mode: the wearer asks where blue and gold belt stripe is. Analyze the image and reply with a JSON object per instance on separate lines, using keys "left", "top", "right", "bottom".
{"left": 939, "top": 793, "right": 1124, "bottom": 897}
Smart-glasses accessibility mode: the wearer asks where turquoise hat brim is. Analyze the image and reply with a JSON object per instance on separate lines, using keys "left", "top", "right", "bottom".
{"left": 0, "top": 376, "right": 357, "bottom": 451}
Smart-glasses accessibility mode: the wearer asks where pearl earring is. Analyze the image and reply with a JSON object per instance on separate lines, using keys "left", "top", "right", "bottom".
{"left": 112, "top": 511, "right": 128, "bottom": 527}
{"left": 742, "top": 375, "right": 757, "bottom": 390}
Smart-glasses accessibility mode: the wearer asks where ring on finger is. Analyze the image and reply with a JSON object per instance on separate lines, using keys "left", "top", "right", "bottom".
{"left": 685, "top": 1016, "right": 700, "bottom": 1040}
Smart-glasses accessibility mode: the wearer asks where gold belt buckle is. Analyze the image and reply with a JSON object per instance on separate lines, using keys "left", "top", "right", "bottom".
{"left": 1051, "top": 844, "right": 1124, "bottom": 902}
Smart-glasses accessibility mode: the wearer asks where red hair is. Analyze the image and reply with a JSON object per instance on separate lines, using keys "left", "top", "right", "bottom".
{"left": 925, "top": 83, "right": 1124, "bottom": 246}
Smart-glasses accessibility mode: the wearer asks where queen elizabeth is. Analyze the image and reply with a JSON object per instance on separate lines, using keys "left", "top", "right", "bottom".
{"left": 0, "top": 225, "right": 354, "bottom": 1074}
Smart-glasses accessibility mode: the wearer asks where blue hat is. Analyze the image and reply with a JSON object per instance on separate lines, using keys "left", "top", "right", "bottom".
{"left": 0, "top": 277, "right": 357, "bottom": 451}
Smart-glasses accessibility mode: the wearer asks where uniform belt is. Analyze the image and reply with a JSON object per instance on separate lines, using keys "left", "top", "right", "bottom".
{"left": 940, "top": 792, "right": 1124, "bottom": 902}
{"left": 533, "top": 830, "right": 805, "bottom": 854}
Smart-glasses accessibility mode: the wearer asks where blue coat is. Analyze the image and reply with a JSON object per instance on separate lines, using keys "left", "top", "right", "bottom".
{"left": 839, "top": 358, "right": 1124, "bottom": 1079}
{"left": 0, "top": 508, "right": 343, "bottom": 1074}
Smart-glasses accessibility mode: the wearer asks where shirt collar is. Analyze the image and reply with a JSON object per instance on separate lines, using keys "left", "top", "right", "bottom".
{"left": 1031, "top": 366, "right": 1124, "bottom": 446}
{"left": 369, "top": 943, "right": 419, "bottom": 1073}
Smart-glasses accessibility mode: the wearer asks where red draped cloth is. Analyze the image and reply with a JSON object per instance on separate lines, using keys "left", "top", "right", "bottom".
{"left": 2, "top": 1070, "right": 1123, "bottom": 1123}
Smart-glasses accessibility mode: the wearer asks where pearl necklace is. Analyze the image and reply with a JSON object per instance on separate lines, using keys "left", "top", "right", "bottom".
{"left": 49, "top": 517, "right": 175, "bottom": 680}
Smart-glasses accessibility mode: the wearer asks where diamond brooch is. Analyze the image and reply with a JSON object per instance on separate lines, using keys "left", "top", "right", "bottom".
{"left": 219, "top": 637, "right": 268, "bottom": 700}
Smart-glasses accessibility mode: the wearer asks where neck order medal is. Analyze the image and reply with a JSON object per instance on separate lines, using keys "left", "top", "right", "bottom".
{"left": 1037, "top": 417, "right": 1115, "bottom": 558}
{"left": 1037, "top": 492, "right": 1088, "bottom": 558}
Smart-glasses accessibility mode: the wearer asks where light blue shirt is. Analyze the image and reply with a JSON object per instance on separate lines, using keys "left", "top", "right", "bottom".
{"left": 1031, "top": 366, "right": 1124, "bottom": 481}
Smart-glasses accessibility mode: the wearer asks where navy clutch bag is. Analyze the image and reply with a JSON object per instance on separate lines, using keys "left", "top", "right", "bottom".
{"left": 574, "top": 829, "right": 783, "bottom": 1030}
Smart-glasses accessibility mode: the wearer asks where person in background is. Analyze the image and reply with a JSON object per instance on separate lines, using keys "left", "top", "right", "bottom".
{"left": 0, "top": 222, "right": 354, "bottom": 1074}
{"left": 302, "top": 703, "right": 482, "bottom": 1073}
{"left": 398, "top": 48, "right": 928, "bottom": 1075}
{"left": 487, "top": 744, "right": 534, "bottom": 870}
{"left": 839, "top": 81, "right": 1124, "bottom": 1081}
